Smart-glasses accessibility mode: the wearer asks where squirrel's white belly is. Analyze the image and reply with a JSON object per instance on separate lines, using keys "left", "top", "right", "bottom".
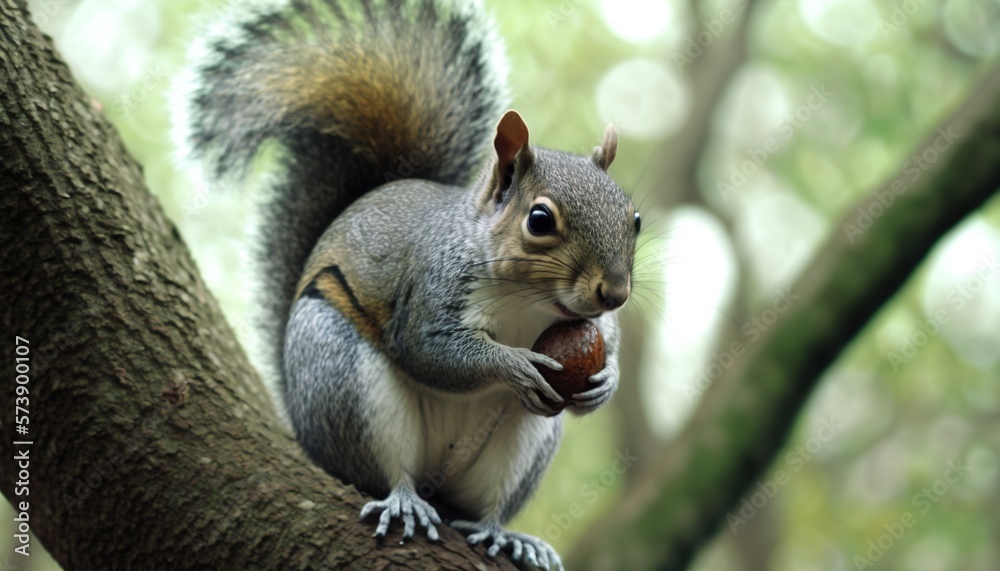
{"left": 395, "top": 382, "right": 552, "bottom": 519}
{"left": 372, "top": 286, "right": 563, "bottom": 518}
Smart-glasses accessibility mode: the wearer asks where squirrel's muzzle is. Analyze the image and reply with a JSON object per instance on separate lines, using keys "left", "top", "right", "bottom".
{"left": 595, "top": 275, "right": 630, "bottom": 311}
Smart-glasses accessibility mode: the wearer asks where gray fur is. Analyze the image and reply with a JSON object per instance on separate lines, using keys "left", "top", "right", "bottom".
{"left": 284, "top": 296, "right": 390, "bottom": 496}
{"left": 498, "top": 419, "right": 562, "bottom": 523}
{"left": 175, "top": 0, "right": 637, "bottom": 568}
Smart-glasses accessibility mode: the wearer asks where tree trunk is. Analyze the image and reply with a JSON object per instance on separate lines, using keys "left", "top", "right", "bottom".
{"left": 0, "top": 2, "right": 513, "bottom": 569}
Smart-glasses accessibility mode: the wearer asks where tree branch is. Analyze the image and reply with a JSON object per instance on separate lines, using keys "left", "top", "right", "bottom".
{"left": 569, "top": 63, "right": 1000, "bottom": 571}
{"left": 0, "top": 2, "right": 513, "bottom": 568}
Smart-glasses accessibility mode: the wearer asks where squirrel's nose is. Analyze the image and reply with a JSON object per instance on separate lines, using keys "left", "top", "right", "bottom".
{"left": 596, "top": 281, "right": 629, "bottom": 311}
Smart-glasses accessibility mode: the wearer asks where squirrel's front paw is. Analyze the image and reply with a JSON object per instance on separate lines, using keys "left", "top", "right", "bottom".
{"left": 568, "top": 365, "right": 619, "bottom": 415}
{"left": 508, "top": 348, "right": 564, "bottom": 416}
{"left": 451, "top": 520, "right": 563, "bottom": 571}
{"left": 360, "top": 485, "right": 442, "bottom": 542}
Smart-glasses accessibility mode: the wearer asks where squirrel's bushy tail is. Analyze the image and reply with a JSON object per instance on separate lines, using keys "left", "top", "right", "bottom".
{"left": 172, "top": 0, "right": 508, "bottom": 386}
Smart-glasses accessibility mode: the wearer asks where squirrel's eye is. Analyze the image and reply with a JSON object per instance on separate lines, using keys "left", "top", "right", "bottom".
{"left": 634, "top": 212, "right": 641, "bottom": 234}
{"left": 527, "top": 204, "right": 555, "bottom": 235}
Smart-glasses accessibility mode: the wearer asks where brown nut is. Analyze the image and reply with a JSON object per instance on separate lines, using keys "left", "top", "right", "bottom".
{"left": 531, "top": 320, "right": 606, "bottom": 414}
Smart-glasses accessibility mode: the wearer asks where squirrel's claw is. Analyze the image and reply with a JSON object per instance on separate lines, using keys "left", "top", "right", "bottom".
{"left": 451, "top": 520, "right": 563, "bottom": 571}
{"left": 507, "top": 348, "right": 564, "bottom": 412}
{"left": 519, "top": 386, "right": 562, "bottom": 416}
{"left": 361, "top": 486, "right": 441, "bottom": 542}
{"left": 567, "top": 366, "right": 618, "bottom": 413}
{"left": 588, "top": 366, "right": 614, "bottom": 384}
{"left": 570, "top": 382, "right": 614, "bottom": 410}
{"left": 516, "top": 384, "right": 564, "bottom": 416}
{"left": 522, "top": 350, "right": 564, "bottom": 372}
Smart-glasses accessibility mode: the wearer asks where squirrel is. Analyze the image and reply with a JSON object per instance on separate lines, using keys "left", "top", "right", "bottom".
{"left": 172, "top": 0, "right": 638, "bottom": 569}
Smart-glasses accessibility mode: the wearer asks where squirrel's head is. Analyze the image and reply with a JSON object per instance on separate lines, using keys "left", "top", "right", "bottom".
{"left": 477, "top": 110, "right": 639, "bottom": 319}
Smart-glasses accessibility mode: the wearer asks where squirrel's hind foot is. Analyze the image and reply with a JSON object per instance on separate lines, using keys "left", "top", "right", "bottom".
{"left": 451, "top": 520, "right": 564, "bottom": 571}
{"left": 360, "top": 485, "right": 442, "bottom": 543}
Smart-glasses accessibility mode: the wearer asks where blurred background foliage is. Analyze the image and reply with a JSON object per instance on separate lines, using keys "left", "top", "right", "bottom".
{"left": 6, "top": 0, "right": 1000, "bottom": 569}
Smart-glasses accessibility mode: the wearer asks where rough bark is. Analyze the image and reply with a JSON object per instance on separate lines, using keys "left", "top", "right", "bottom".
{"left": 568, "top": 64, "right": 1000, "bottom": 570}
{"left": 0, "top": 2, "right": 514, "bottom": 569}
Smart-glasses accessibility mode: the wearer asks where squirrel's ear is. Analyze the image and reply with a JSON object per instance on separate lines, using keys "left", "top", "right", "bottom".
{"left": 493, "top": 110, "right": 533, "bottom": 203}
{"left": 592, "top": 124, "right": 618, "bottom": 171}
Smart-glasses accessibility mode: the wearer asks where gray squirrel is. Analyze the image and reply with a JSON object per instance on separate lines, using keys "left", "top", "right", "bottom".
{"left": 172, "top": 0, "right": 638, "bottom": 568}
